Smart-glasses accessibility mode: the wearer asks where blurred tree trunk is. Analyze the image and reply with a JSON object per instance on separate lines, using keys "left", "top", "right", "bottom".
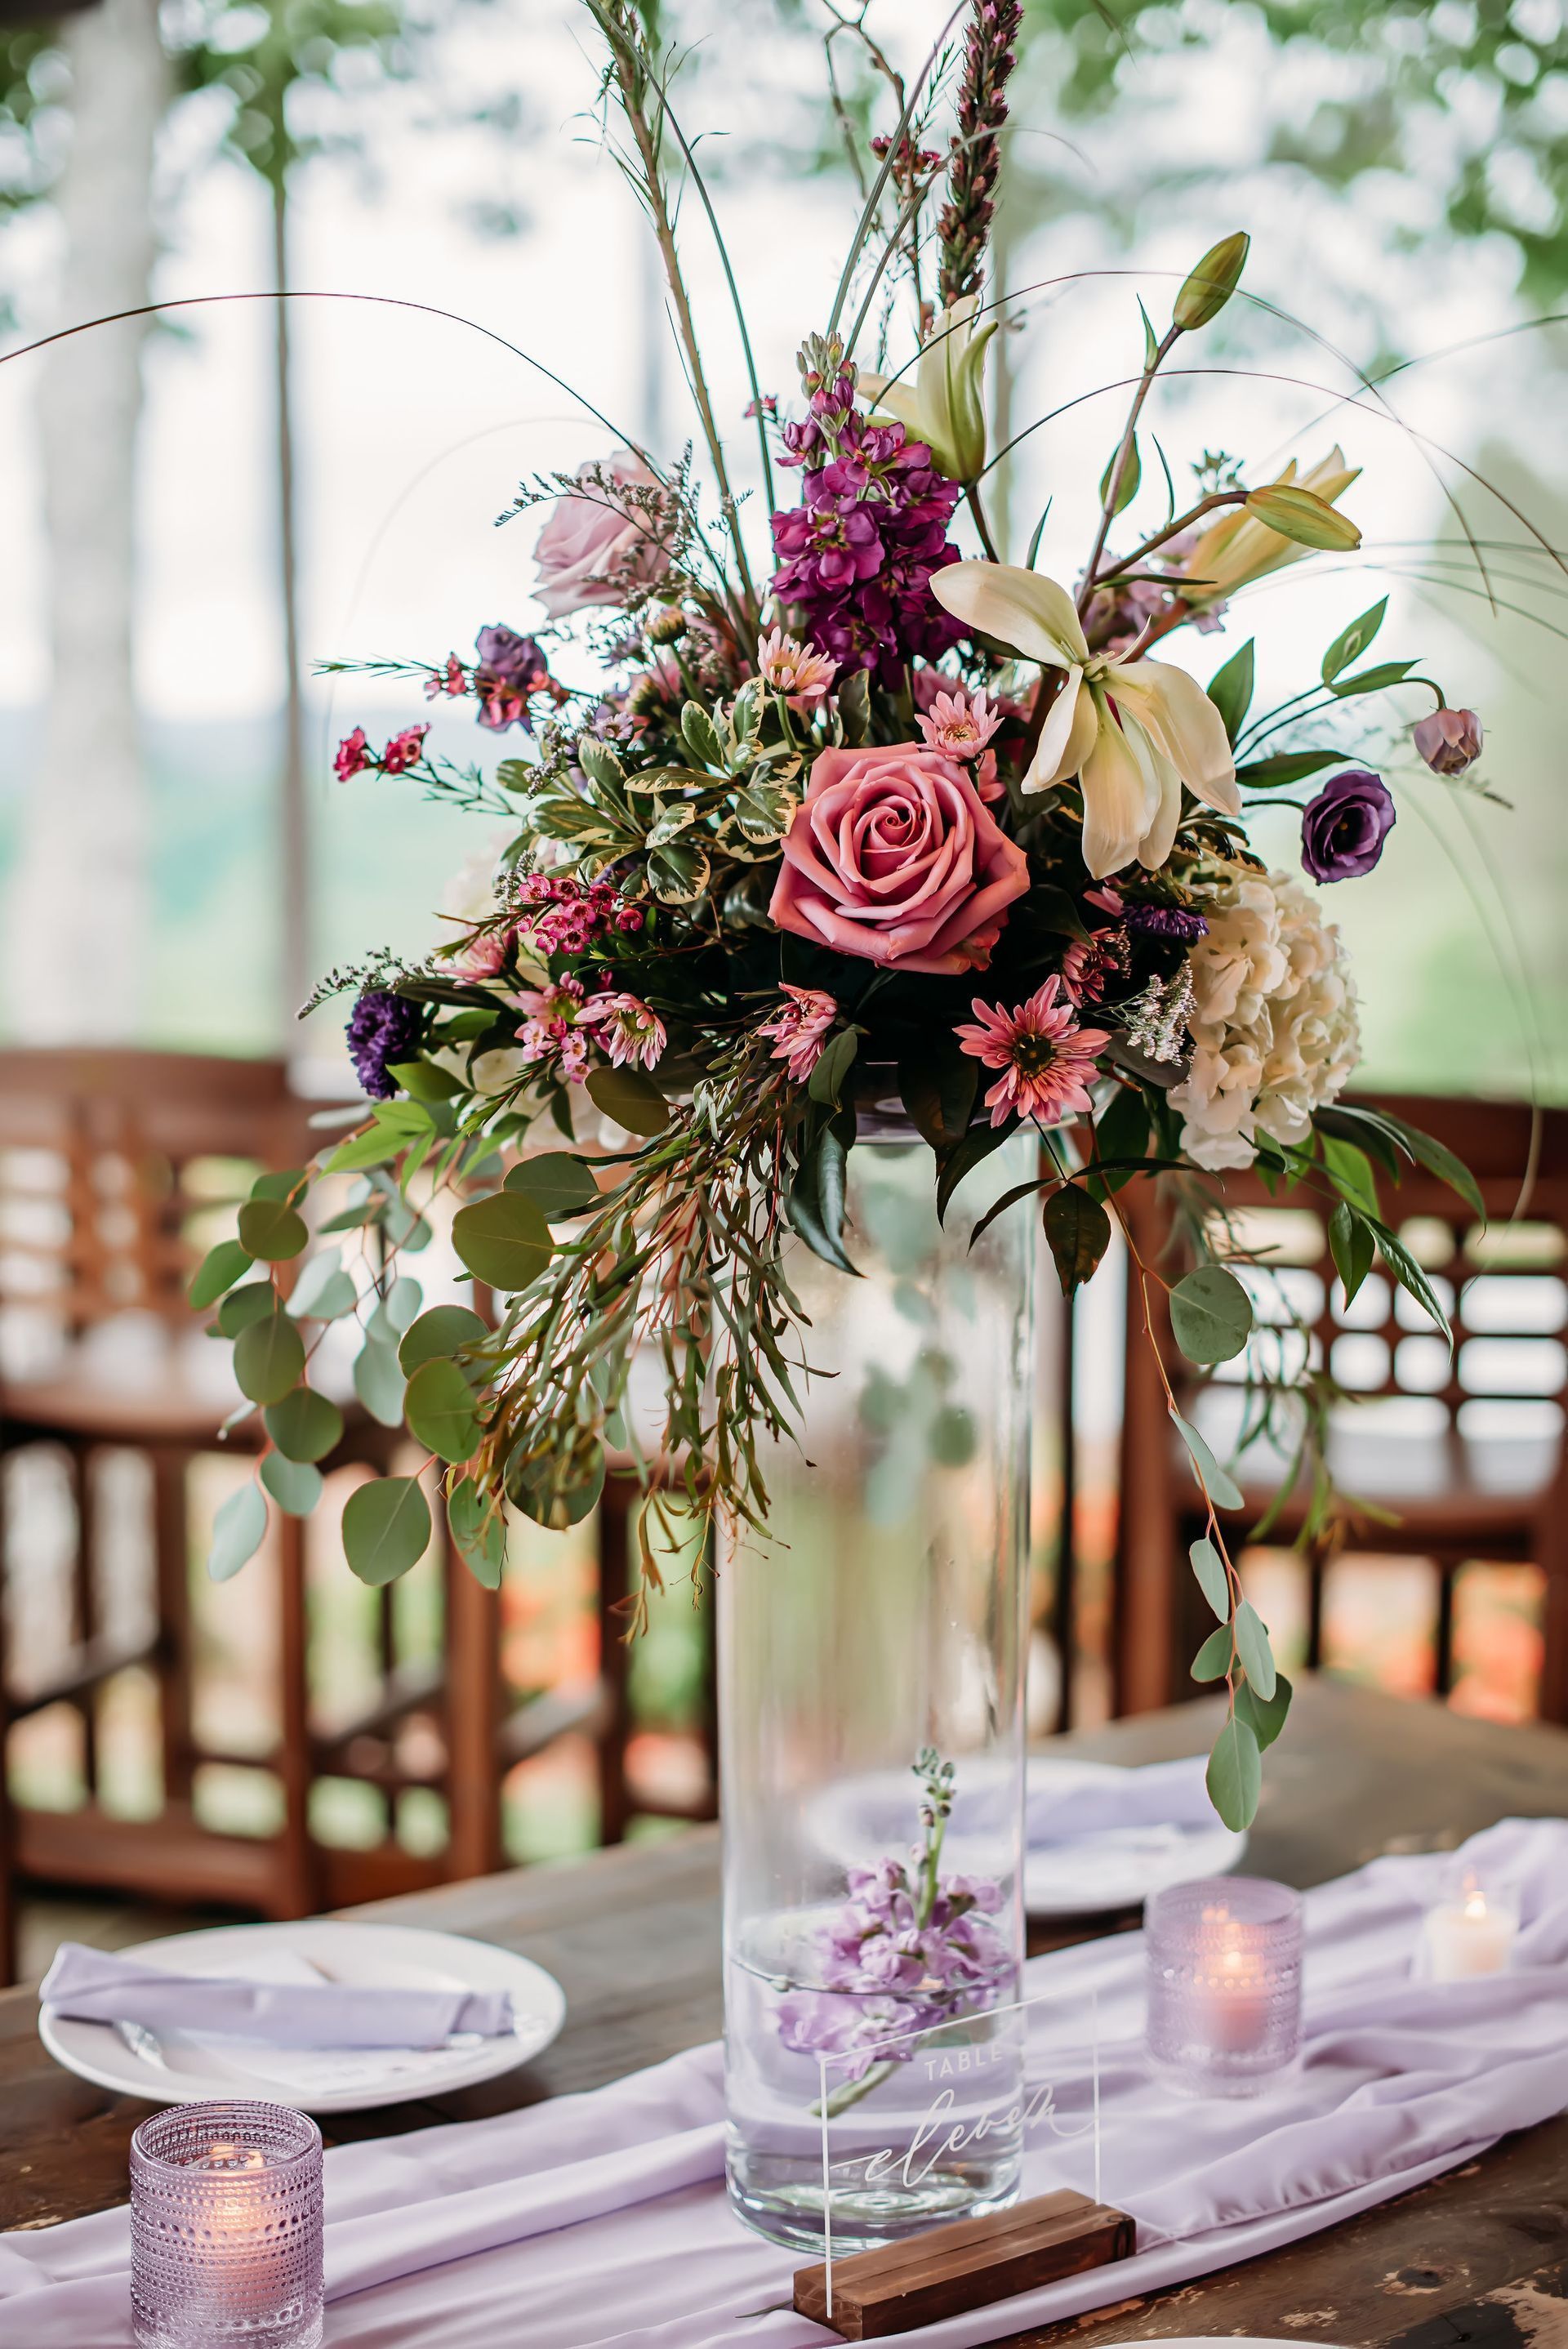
{"left": 273, "top": 175, "right": 310, "bottom": 1036}
{"left": 6, "top": 0, "right": 166, "bottom": 1041}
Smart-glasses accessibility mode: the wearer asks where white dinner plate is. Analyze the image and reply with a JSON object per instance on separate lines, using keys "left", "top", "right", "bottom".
{"left": 40, "top": 1918, "right": 566, "bottom": 2114}
{"left": 1024, "top": 1758, "right": 1247, "bottom": 1915}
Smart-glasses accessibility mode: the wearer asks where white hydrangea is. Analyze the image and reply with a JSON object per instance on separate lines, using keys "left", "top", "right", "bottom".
{"left": 1168, "top": 865, "right": 1361, "bottom": 1173}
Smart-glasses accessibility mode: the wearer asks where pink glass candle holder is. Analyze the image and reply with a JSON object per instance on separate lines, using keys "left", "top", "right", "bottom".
{"left": 130, "top": 2101, "right": 323, "bottom": 2349}
{"left": 1145, "top": 1876, "right": 1303, "bottom": 2098}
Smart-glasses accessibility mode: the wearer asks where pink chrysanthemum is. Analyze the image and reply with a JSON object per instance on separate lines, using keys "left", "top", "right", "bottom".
{"left": 758, "top": 983, "right": 839, "bottom": 1082}
{"left": 917, "top": 687, "right": 1001, "bottom": 759}
{"left": 579, "top": 990, "right": 667, "bottom": 1073}
{"left": 955, "top": 978, "right": 1111, "bottom": 1129}
{"left": 381, "top": 724, "right": 430, "bottom": 775}
{"left": 333, "top": 727, "right": 371, "bottom": 782}
{"left": 757, "top": 627, "right": 837, "bottom": 709}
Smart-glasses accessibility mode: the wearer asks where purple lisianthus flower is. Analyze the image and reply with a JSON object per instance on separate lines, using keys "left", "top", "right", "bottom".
{"left": 1301, "top": 768, "right": 1396, "bottom": 884}
{"left": 1125, "top": 904, "right": 1209, "bottom": 942}
{"left": 1412, "top": 706, "right": 1482, "bottom": 776}
{"left": 346, "top": 988, "right": 422, "bottom": 1099}
{"left": 473, "top": 624, "right": 552, "bottom": 733}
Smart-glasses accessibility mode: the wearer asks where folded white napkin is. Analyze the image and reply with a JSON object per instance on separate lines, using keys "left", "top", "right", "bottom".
{"left": 1027, "top": 1754, "right": 1216, "bottom": 1844}
{"left": 39, "top": 1942, "right": 515, "bottom": 2050}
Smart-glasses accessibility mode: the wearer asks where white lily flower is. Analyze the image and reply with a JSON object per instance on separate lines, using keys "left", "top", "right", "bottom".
{"left": 859, "top": 297, "right": 1000, "bottom": 484}
{"left": 1180, "top": 448, "right": 1360, "bottom": 607}
{"left": 929, "top": 560, "right": 1241, "bottom": 880}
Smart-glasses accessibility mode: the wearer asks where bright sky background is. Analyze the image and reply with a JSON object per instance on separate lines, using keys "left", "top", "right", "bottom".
{"left": 0, "top": 0, "right": 1564, "bottom": 1091}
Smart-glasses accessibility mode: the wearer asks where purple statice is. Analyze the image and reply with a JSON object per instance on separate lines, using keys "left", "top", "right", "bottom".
{"left": 345, "top": 988, "right": 422, "bottom": 1099}
{"left": 1126, "top": 903, "right": 1209, "bottom": 942}
{"left": 769, "top": 372, "right": 964, "bottom": 687}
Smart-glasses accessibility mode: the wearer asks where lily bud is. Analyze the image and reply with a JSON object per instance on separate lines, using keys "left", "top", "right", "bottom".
{"left": 1412, "top": 707, "right": 1482, "bottom": 775}
{"left": 1243, "top": 484, "right": 1361, "bottom": 552}
{"left": 859, "top": 296, "right": 1000, "bottom": 484}
{"left": 1181, "top": 450, "right": 1361, "bottom": 606}
{"left": 1174, "top": 231, "right": 1250, "bottom": 332}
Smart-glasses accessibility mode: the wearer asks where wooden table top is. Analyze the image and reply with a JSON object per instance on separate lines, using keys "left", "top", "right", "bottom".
{"left": 4, "top": 1677, "right": 1566, "bottom": 2345}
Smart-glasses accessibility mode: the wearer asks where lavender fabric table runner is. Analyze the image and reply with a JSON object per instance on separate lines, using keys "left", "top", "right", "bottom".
{"left": 5, "top": 1818, "right": 1566, "bottom": 2349}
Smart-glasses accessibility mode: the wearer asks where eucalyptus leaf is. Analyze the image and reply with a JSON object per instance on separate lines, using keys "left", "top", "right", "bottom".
{"left": 506, "top": 1152, "right": 602, "bottom": 1216}
{"left": 207, "top": 1480, "right": 268, "bottom": 1583}
{"left": 399, "top": 1304, "right": 488, "bottom": 1375}
{"left": 342, "top": 1475, "right": 432, "bottom": 1586}
{"left": 585, "top": 1065, "right": 670, "bottom": 1136}
{"left": 288, "top": 1268, "right": 359, "bottom": 1323}
{"left": 217, "top": 1281, "right": 278, "bottom": 1337}
{"left": 1175, "top": 1415, "right": 1245, "bottom": 1513}
{"left": 403, "top": 1357, "right": 483, "bottom": 1465}
{"left": 385, "top": 1275, "right": 424, "bottom": 1331}
{"left": 260, "top": 1452, "right": 324, "bottom": 1517}
{"left": 1191, "top": 1625, "right": 1233, "bottom": 1681}
{"left": 189, "top": 1240, "right": 253, "bottom": 1309}
{"left": 448, "top": 1476, "right": 506, "bottom": 1589}
{"left": 1189, "top": 1536, "right": 1230, "bottom": 1622}
{"left": 1233, "top": 1598, "right": 1277, "bottom": 1700}
{"left": 251, "top": 1167, "right": 308, "bottom": 1203}
{"left": 452, "top": 1190, "right": 553, "bottom": 1291}
{"left": 237, "top": 1197, "right": 309, "bottom": 1264}
{"left": 233, "top": 1313, "right": 305, "bottom": 1406}
{"left": 263, "top": 1386, "right": 345, "bottom": 1464}
{"left": 353, "top": 1338, "right": 407, "bottom": 1428}
{"left": 1206, "top": 1714, "right": 1263, "bottom": 1830}
{"left": 1234, "top": 1670, "right": 1293, "bottom": 1752}
{"left": 1169, "top": 1266, "right": 1254, "bottom": 1365}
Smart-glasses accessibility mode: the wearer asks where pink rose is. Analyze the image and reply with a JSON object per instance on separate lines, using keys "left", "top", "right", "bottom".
{"left": 532, "top": 452, "right": 672, "bottom": 621}
{"left": 768, "top": 743, "right": 1030, "bottom": 977}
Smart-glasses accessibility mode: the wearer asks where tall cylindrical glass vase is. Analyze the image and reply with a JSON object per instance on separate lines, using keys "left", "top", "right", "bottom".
{"left": 719, "top": 1123, "right": 1036, "bottom": 2256}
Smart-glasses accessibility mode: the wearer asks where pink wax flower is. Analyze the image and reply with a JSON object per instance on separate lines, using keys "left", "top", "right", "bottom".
{"left": 917, "top": 686, "right": 1002, "bottom": 759}
{"left": 381, "top": 724, "right": 429, "bottom": 775}
{"left": 757, "top": 627, "right": 836, "bottom": 710}
{"left": 333, "top": 727, "right": 371, "bottom": 782}
{"left": 1061, "top": 925, "right": 1129, "bottom": 1006}
{"left": 425, "top": 653, "right": 468, "bottom": 701}
{"left": 1412, "top": 706, "right": 1482, "bottom": 776}
{"left": 956, "top": 978, "right": 1111, "bottom": 1128}
{"left": 579, "top": 990, "right": 667, "bottom": 1072}
{"left": 758, "top": 984, "right": 839, "bottom": 1082}
{"left": 768, "top": 742, "right": 1029, "bottom": 977}
{"left": 532, "top": 452, "right": 673, "bottom": 621}
{"left": 515, "top": 976, "right": 591, "bottom": 1082}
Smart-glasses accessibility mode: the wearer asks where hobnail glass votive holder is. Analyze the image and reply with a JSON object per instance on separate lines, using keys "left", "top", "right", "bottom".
{"left": 130, "top": 2100, "right": 324, "bottom": 2349}
{"left": 1145, "top": 1876, "right": 1303, "bottom": 2098}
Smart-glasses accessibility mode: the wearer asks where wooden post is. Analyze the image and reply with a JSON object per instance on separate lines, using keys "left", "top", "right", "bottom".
{"left": 274, "top": 1509, "right": 316, "bottom": 1917}
{"left": 150, "top": 1447, "right": 196, "bottom": 1804}
{"left": 443, "top": 1503, "right": 503, "bottom": 1880}
{"left": 596, "top": 1479, "right": 635, "bottom": 1846}
{"left": 1112, "top": 1183, "right": 1182, "bottom": 1714}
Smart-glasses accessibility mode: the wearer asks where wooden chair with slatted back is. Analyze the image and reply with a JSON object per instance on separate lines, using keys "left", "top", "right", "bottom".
{"left": 1114, "top": 1094, "right": 1568, "bottom": 1720}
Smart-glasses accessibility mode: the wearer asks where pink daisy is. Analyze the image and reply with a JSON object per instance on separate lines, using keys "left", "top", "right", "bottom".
{"left": 757, "top": 627, "right": 837, "bottom": 711}
{"left": 917, "top": 687, "right": 1002, "bottom": 760}
{"left": 758, "top": 984, "right": 839, "bottom": 1083}
{"left": 955, "top": 979, "right": 1111, "bottom": 1129}
{"left": 579, "top": 990, "right": 668, "bottom": 1072}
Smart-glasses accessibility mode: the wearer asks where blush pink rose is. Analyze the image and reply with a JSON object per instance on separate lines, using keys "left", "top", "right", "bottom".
{"left": 532, "top": 452, "right": 672, "bottom": 620}
{"left": 768, "top": 743, "right": 1030, "bottom": 976}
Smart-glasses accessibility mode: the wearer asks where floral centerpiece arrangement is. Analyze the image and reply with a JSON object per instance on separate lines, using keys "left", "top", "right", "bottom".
{"left": 194, "top": 0, "right": 1489, "bottom": 1834}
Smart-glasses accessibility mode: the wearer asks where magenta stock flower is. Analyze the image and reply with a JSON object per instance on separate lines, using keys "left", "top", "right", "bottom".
{"left": 1412, "top": 706, "right": 1483, "bottom": 776}
{"left": 758, "top": 984, "right": 839, "bottom": 1082}
{"left": 578, "top": 990, "right": 667, "bottom": 1072}
{"left": 769, "top": 743, "right": 1029, "bottom": 976}
{"left": 956, "top": 978, "right": 1110, "bottom": 1127}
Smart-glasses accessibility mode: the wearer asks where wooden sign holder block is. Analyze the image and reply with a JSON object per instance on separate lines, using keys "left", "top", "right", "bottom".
{"left": 793, "top": 2188, "right": 1135, "bottom": 2340}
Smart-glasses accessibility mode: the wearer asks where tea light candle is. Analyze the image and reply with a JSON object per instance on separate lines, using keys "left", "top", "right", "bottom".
{"left": 129, "top": 2101, "right": 323, "bottom": 2349}
{"left": 1145, "top": 1875, "right": 1303, "bottom": 2097}
{"left": 1424, "top": 1883, "right": 1518, "bottom": 1981}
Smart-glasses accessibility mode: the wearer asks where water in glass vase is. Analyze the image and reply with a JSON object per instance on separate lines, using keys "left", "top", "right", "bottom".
{"left": 726, "top": 1752, "right": 1025, "bottom": 2253}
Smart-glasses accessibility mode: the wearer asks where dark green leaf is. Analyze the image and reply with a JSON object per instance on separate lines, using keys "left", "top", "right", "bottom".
{"left": 1206, "top": 1713, "right": 1263, "bottom": 1830}
{"left": 342, "top": 1476, "right": 432, "bottom": 1586}
{"left": 1026, "top": 885, "right": 1092, "bottom": 943}
{"left": 263, "top": 1387, "right": 345, "bottom": 1464}
{"left": 1321, "top": 1134, "right": 1379, "bottom": 1220}
{"left": 789, "top": 1107, "right": 858, "bottom": 1275}
{"left": 207, "top": 1480, "right": 268, "bottom": 1583}
{"left": 189, "top": 1240, "right": 253, "bottom": 1309}
{"left": 233, "top": 1312, "right": 305, "bottom": 1406}
{"left": 1330, "top": 657, "right": 1417, "bottom": 699}
{"left": 1234, "top": 1669, "right": 1293, "bottom": 1753}
{"left": 1169, "top": 1265, "right": 1254, "bottom": 1365}
{"left": 1090, "top": 1086, "right": 1150, "bottom": 1198}
{"left": 1373, "top": 1220, "right": 1454, "bottom": 1345}
{"left": 403, "top": 1358, "right": 483, "bottom": 1465}
{"left": 936, "top": 1122, "right": 1013, "bottom": 1223}
{"left": 398, "top": 1304, "right": 488, "bottom": 1375}
{"left": 1235, "top": 751, "right": 1342, "bottom": 789}
{"left": 237, "top": 1197, "right": 309, "bottom": 1264}
{"left": 1205, "top": 638, "right": 1254, "bottom": 747}
{"left": 1314, "top": 1103, "right": 1408, "bottom": 1183}
{"left": 1376, "top": 1111, "right": 1486, "bottom": 1224}
{"left": 1190, "top": 1536, "right": 1230, "bottom": 1621}
{"left": 1042, "top": 1185, "right": 1111, "bottom": 1295}
{"left": 386, "top": 1059, "right": 464, "bottom": 1101}
{"left": 1191, "top": 1624, "right": 1233, "bottom": 1681}
{"left": 506, "top": 1152, "right": 602, "bottom": 1216}
{"left": 1175, "top": 1415, "right": 1245, "bottom": 1512}
{"left": 1328, "top": 1201, "right": 1376, "bottom": 1306}
{"left": 1233, "top": 1598, "right": 1277, "bottom": 1699}
{"left": 217, "top": 1281, "right": 277, "bottom": 1336}
{"left": 585, "top": 1065, "right": 670, "bottom": 1136}
{"left": 452, "top": 1191, "right": 553, "bottom": 1292}
{"left": 929, "top": 1405, "right": 977, "bottom": 1467}
{"left": 353, "top": 1338, "right": 407, "bottom": 1428}
{"left": 837, "top": 667, "right": 870, "bottom": 747}
{"left": 250, "top": 1167, "right": 308, "bottom": 1203}
{"left": 260, "top": 1452, "right": 323, "bottom": 1518}
{"left": 1321, "top": 596, "right": 1387, "bottom": 685}
{"left": 898, "top": 1042, "right": 978, "bottom": 1153}
{"left": 808, "top": 1027, "right": 858, "bottom": 1110}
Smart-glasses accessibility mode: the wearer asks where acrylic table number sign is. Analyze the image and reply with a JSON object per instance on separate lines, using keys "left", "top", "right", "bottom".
{"left": 129, "top": 2100, "right": 324, "bottom": 2349}
{"left": 1145, "top": 1876, "right": 1303, "bottom": 2098}
{"left": 795, "top": 1985, "right": 1134, "bottom": 2338}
